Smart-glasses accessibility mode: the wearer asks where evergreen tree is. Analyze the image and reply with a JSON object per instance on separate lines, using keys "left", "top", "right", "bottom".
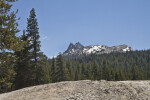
{"left": 36, "top": 52, "right": 50, "bottom": 84}
{"left": 110, "top": 70, "right": 115, "bottom": 81}
{"left": 51, "top": 57, "right": 56, "bottom": 83}
{"left": 76, "top": 63, "right": 81, "bottom": 80}
{"left": 0, "top": 0, "right": 23, "bottom": 93}
{"left": 66, "top": 60, "right": 73, "bottom": 80}
{"left": 84, "top": 63, "right": 91, "bottom": 80}
{"left": 131, "top": 62, "right": 138, "bottom": 80}
{"left": 74, "top": 70, "right": 79, "bottom": 81}
{"left": 101, "top": 58, "right": 110, "bottom": 80}
{"left": 15, "top": 8, "right": 50, "bottom": 89}
{"left": 14, "top": 30, "right": 30, "bottom": 89}
{"left": 101, "top": 59, "right": 107, "bottom": 80}
{"left": 80, "top": 63, "right": 86, "bottom": 80}
{"left": 55, "top": 54, "right": 69, "bottom": 82}
{"left": 91, "top": 60, "right": 99, "bottom": 80}
{"left": 26, "top": 8, "right": 41, "bottom": 85}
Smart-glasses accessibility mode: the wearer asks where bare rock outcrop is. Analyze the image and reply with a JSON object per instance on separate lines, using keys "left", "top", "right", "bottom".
{"left": 0, "top": 80, "right": 150, "bottom": 100}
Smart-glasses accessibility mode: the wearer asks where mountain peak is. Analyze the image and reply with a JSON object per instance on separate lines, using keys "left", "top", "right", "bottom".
{"left": 64, "top": 42, "right": 84, "bottom": 55}
{"left": 74, "top": 42, "right": 84, "bottom": 49}
{"left": 64, "top": 43, "right": 75, "bottom": 53}
{"left": 63, "top": 42, "right": 133, "bottom": 58}
{"left": 68, "top": 43, "right": 74, "bottom": 48}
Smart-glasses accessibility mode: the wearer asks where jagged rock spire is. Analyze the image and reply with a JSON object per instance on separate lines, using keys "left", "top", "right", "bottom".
{"left": 75, "top": 42, "right": 84, "bottom": 49}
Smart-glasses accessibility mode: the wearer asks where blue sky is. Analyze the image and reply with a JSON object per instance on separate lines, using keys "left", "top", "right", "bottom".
{"left": 12, "top": 0, "right": 150, "bottom": 58}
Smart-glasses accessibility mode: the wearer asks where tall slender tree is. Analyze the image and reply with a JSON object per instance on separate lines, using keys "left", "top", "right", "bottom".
{"left": 51, "top": 57, "right": 56, "bottom": 83}
{"left": 26, "top": 8, "right": 41, "bottom": 85}
{"left": 102, "top": 58, "right": 110, "bottom": 80}
{"left": 91, "top": 60, "right": 99, "bottom": 80}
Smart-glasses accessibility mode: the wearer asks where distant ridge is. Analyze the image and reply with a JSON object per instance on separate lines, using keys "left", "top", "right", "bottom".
{"left": 63, "top": 42, "right": 132, "bottom": 58}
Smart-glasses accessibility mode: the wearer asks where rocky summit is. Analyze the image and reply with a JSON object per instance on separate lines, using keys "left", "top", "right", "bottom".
{"left": 0, "top": 80, "right": 149, "bottom": 100}
{"left": 63, "top": 42, "right": 132, "bottom": 58}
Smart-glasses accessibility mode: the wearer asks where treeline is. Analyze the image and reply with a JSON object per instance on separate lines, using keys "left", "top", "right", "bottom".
{"left": 53, "top": 50, "right": 150, "bottom": 82}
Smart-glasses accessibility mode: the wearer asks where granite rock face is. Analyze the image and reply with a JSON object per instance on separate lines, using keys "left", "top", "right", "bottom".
{"left": 0, "top": 80, "right": 149, "bottom": 100}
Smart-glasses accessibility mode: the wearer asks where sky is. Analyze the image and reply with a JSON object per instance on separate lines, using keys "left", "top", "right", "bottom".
{"left": 12, "top": 0, "right": 150, "bottom": 58}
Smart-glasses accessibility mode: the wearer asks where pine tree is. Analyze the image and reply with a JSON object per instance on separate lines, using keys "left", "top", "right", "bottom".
{"left": 131, "top": 62, "right": 138, "bottom": 80}
{"left": 76, "top": 63, "right": 81, "bottom": 80}
{"left": 14, "top": 30, "right": 30, "bottom": 89}
{"left": 66, "top": 60, "right": 73, "bottom": 80}
{"left": 26, "top": 8, "right": 41, "bottom": 85}
{"left": 101, "top": 58, "right": 110, "bottom": 80}
{"left": 91, "top": 60, "right": 99, "bottom": 80}
{"left": 15, "top": 8, "right": 50, "bottom": 89}
{"left": 0, "top": 0, "right": 23, "bottom": 93}
{"left": 36, "top": 52, "right": 50, "bottom": 84}
{"left": 55, "top": 54, "right": 69, "bottom": 82}
{"left": 74, "top": 70, "right": 79, "bottom": 81}
{"left": 81, "top": 64, "right": 86, "bottom": 80}
{"left": 51, "top": 57, "right": 56, "bottom": 83}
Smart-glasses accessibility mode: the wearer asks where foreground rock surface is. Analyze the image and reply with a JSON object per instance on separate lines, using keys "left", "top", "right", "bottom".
{"left": 0, "top": 80, "right": 150, "bottom": 100}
